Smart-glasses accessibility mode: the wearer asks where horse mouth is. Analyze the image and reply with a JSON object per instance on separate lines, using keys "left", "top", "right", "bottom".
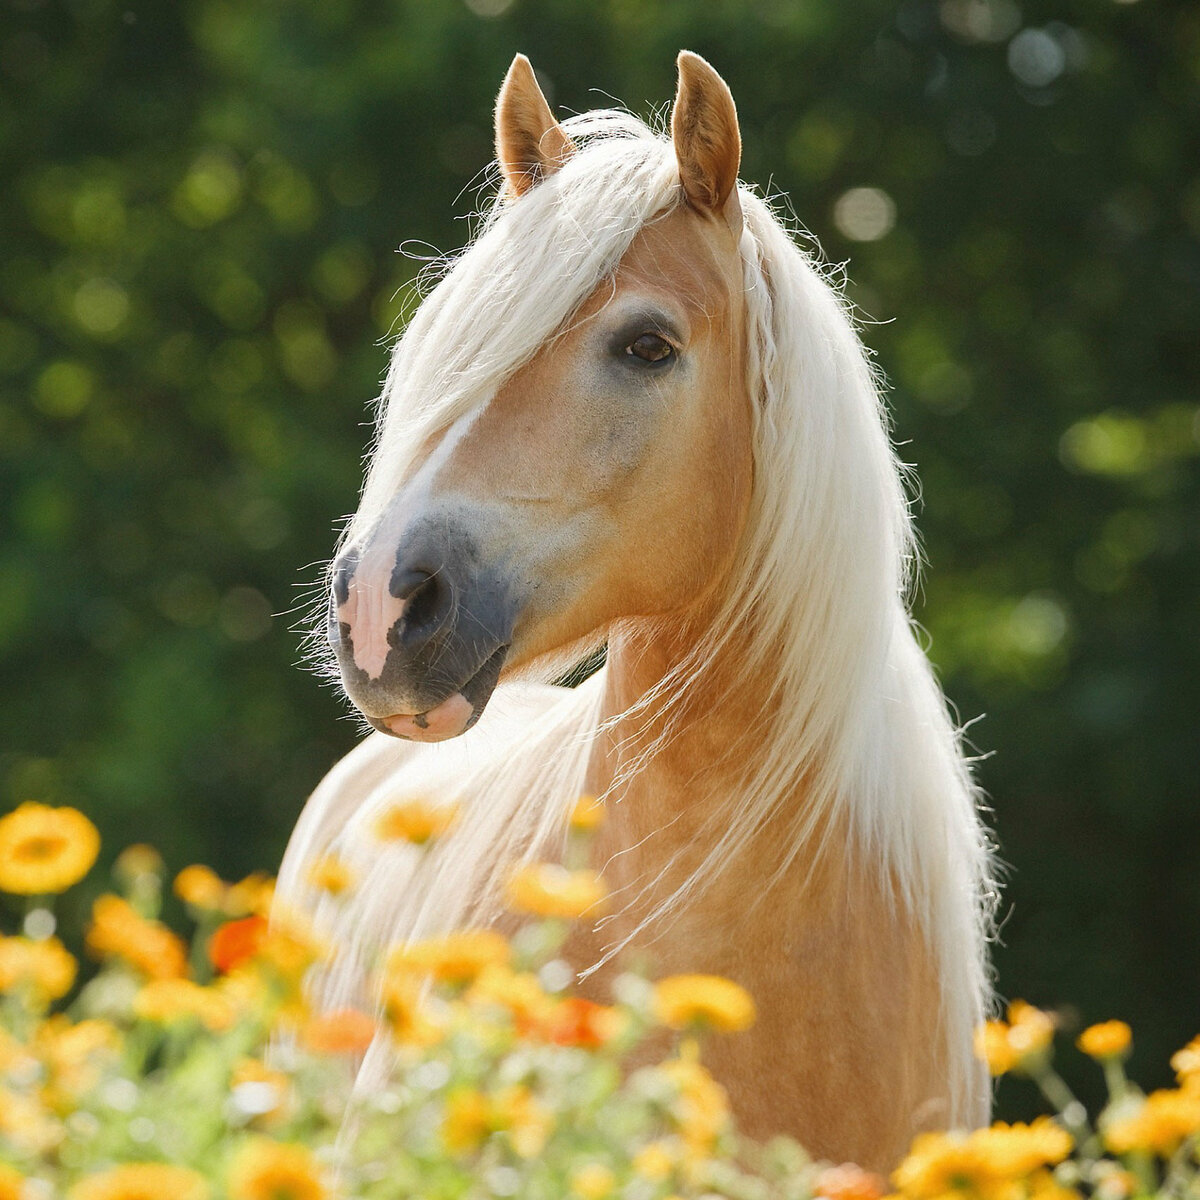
{"left": 366, "top": 643, "right": 509, "bottom": 743}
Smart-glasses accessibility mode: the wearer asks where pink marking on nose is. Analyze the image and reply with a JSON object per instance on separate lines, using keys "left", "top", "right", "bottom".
{"left": 338, "top": 573, "right": 408, "bottom": 680}
{"left": 382, "top": 693, "right": 473, "bottom": 743}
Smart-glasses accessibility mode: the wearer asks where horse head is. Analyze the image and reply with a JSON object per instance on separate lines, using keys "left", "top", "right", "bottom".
{"left": 328, "top": 54, "right": 754, "bottom": 742}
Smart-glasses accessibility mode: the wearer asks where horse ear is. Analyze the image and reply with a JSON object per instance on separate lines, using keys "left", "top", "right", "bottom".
{"left": 495, "top": 54, "right": 575, "bottom": 197}
{"left": 670, "top": 51, "right": 742, "bottom": 228}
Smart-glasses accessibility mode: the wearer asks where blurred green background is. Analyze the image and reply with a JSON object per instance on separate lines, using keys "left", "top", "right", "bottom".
{"left": 2, "top": 0, "right": 1197, "bottom": 1112}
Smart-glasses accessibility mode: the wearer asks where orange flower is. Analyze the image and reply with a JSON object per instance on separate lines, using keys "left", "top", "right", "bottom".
{"left": 387, "top": 929, "right": 510, "bottom": 985}
{"left": 654, "top": 974, "right": 756, "bottom": 1033}
{"left": 1077, "top": 1020, "right": 1132, "bottom": 1060}
{"left": 973, "top": 1002, "right": 1055, "bottom": 1076}
{"left": 569, "top": 794, "right": 606, "bottom": 831}
{"left": 87, "top": 894, "right": 187, "bottom": 979}
{"left": 0, "top": 802, "right": 100, "bottom": 895}
{"left": 374, "top": 798, "right": 458, "bottom": 844}
{"left": 0, "top": 1164, "right": 22, "bottom": 1200}
{"left": 0, "top": 935, "right": 77, "bottom": 1002}
{"left": 305, "top": 855, "right": 356, "bottom": 895}
{"left": 67, "top": 1163, "right": 209, "bottom": 1200}
{"left": 506, "top": 863, "right": 607, "bottom": 920}
{"left": 174, "top": 864, "right": 228, "bottom": 910}
{"left": 226, "top": 872, "right": 275, "bottom": 917}
{"left": 815, "top": 1163, "right": 888, "bottom": 1200}
{"left": 1103, "top": 1088, "right": 1200, "bottom": 1156}
{"left": 1171, "top": 1035, "right": 1200, "bottom": 1089}
{"left": 301, "top": 1007, "right": 378, "bottom": 1055}
{"left": 134, "top": 978, "right": 237, "bottom": 1032}
{"left": 540, "top": 997, "right": 624, "bottom": 1049}
{"left": 227, "top": 1138, "right": 327, "bottom": 1200}
{"left": 209, "top": 915, "right": 269, "bottom": 973}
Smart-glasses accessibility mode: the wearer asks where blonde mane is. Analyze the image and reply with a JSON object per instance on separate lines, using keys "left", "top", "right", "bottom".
{"left": 284, "top": 112, "right": 996, "bottom": 1127}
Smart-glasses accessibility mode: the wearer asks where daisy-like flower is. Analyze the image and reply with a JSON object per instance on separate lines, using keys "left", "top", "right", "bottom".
{"left": 654, "top": 974, "right": 756, "bottom": 1033}
{"left": 373, "top": 797, "right": 459, "bottom": 844}
{"left": 506, "top": 863, "right": 607, "bottom": 920}
{"left": 300, "top": 1007, "right": 378, "bottom": 1054}
{"left": 0, "top": 802, "right": 99, "bottom": 895}
{"left": 0, "top": 934, "right": 77, "bottom": 1002}
{"left": 67, "top": 1163, "right": 209, "bottom": 1200}
{"left": 86, "top": 894, "right": 188, "bottom": 979}
{"left": 1077, "top": 1020, "right": 1132, "bottom": 1061}
{"left": 387, "top": 929, "right": 511, "bottom": 985}
{"left": 227, "top": 1138, "right": 328, "bottom": 1200}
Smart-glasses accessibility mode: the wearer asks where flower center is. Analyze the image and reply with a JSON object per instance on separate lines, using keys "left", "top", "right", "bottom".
{"left": 16, "top": 835, "right": 65, "bottom": 862}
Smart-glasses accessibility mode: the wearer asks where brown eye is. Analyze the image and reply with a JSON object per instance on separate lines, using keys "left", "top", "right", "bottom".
{"left": 626, "top": 333, "right": 675, "bottom": 363}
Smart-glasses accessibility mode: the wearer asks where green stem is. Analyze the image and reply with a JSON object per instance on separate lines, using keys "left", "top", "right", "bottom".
{"left": 1029, "top": 1062, "right": 1101, "bottom": 1158}
{"left": 1161, "top": 1134, "right": 1199, "bottom": 1199}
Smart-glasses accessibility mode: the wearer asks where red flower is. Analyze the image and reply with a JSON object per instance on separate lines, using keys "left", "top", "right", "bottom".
{"left": 208, "top": 914, "right": 268, "bottom": 973}
{"left": 542, "top": 997, "right": 618, "bottom": 1049}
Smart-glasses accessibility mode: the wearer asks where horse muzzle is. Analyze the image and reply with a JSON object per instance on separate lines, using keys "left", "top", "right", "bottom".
{"left": 327, "top": 517, "right": 519, "bottom": 742}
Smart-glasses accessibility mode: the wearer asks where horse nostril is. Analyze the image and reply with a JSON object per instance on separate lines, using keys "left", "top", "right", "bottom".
{"left": 393, "top": 569, "right": 450, "bottom": 641}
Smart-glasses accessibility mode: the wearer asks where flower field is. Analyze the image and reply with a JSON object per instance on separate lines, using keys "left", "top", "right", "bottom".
{"left": 0, "top": 799, "right": 1197, "bottom": 1200}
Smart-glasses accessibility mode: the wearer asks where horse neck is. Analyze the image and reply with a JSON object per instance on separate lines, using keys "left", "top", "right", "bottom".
{"left": 586, "top": 608, "right": 861, "bottom": 943}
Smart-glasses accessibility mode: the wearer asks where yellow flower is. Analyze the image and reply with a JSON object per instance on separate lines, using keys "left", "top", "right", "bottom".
{"left": 0, "top": 802, "right": 99, "bottom": 894}
{"left": 226, "top": 872, "right": 275, "bottom": 917}
{"left": 491, "top": 1084, "right": 553, "bottom": 1158}
{"left": 440, "top": 1085, "right": 551, "bottom": 1158}
{"left": 1171, "top": 1035, "right": 1200, "bottom": 1089}
{"left": 305, "top": 854, "right": 356, "bottom": 895}
{"left": 971, "top": 1117, "right": 1073, "bottom": 1177}
{"left": 1027, "top": 1170, "right": 1083, "bottom": 1200}
{"left": 0, "top": 1164, "right": 22, "bottom": 1200}
{"left": 632, "top": 1140, "right": 677, "bottom": 1181}
{"left": 569, "top": 794, "right": 606, "bottom": 831}
{"left": 0, "top": 934, "right": 77, "bottom": 1002}
{"left": 86, "top": 894, "right": 188, "bottom": 979}
{"left": 442, "top": 1087, "right": 492, "bottom": 1153}
{"left": 227, "top": 1138, "right": 328, "bottom": 1200}
{"left": 892, "top": 1130, "right": 998, "bottom": 1199}
{"left": 1007, "top": 1001, "right": 1055, "bottom": 1056}
{"left": 0, "top": 1085, "right": 62, "bottom": 1153}
{"left": 134, "top": 978, "right": 237, "bottom": 1032}
{"left": 113, "top": 843, "right": 164, "bottom": 882}
{"left": 506, "top": 863, "right": 607, "bottom": 920}
{"left": 973, "top": 1003, "right": 1055, "bottom": 1076}
{"left": 975, "top": 1020, "right": 1019, "bottom": 1076}
{"left": 893, "top": 1119, "right": 1072, "bottom": 1200}
{"left": 387, "top": 929, "right": 511, "bottom": 985}
{"left": 660, "top": 1048, "right": 731, "bottom": 1154}
{"left": 34, "top": 1017, "right": 120, "bottom": 1107}
{"left": 174, "top": 863, "right": 229, "bottom": 910}
{"left": 571, "top": 1163, "right": 616, "bottom": 1199}
{"left": 374, "top": 797, "right": 458, "bottom": 844}
{"left": 1103, "top": 1087, "right": 1200, "bottom": 1156}
{"left": 654, "top": 974, "right": 756, "bottom": 1033}
{"left": 380, "top": 973, "right": 443, "bottom": 1046}
{"left": 68, "top": 1163, "right": 209, "bottom": 1200}
{"left": 1077, "top": 1020, "right": 1132, "bottom": 1060}
{"left": 467, "top": 963, "right": 554, "bottom": 1027}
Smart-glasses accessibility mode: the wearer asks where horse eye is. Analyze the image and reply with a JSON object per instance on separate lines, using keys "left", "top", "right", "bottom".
{"left": 626, "top": 333, "right": 675, "bottom": 363}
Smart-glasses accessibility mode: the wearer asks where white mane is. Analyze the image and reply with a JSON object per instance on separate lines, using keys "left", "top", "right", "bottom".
{"left": 281, "top": 112, "right": 996, "bottom": 1127}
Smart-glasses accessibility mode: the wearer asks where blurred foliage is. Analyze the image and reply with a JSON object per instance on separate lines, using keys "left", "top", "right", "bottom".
{"left": 1, "top": 0, "right": 1198, "bottom": 1121}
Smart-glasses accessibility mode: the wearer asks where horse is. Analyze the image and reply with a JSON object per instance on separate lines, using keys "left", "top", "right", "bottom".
{"left": 276, "top": 51, "right": 997, "bottom": 1171}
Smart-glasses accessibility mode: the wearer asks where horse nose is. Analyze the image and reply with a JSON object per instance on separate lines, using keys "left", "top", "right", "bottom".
{"left": 329, "top": 549, "right": 456, "bottom": 681}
